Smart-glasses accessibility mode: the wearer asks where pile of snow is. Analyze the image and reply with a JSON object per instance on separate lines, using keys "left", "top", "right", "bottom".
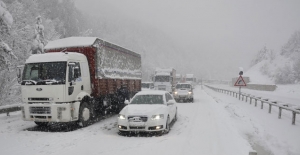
{"left": 244, "top": 60, "right": 275, "bottom": 85}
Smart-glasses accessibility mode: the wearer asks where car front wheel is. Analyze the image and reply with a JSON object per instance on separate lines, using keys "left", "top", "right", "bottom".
{"left": 164, "top": 116, "right": 170, "bottom": 134}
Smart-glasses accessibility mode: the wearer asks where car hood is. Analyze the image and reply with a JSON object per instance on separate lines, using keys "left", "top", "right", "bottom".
{"left": 121, "top": 104, "right": 167, "bottom": 116}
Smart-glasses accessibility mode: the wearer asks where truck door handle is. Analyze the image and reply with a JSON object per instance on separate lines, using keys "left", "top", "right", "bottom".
{"left": 81, "top": 85, "right": 84, "bottom": 90}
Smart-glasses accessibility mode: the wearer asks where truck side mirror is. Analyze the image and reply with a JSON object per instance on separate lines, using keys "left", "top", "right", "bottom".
{"left": 74, "top": 67, "right": 79, "bottom": 79}
{"left": 17, "top": 65, "right": 24, "bottom": 84}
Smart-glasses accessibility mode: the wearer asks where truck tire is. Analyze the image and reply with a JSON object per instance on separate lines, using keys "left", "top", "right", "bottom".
{"left": 34, "top": 121, "right": 48, "bottom": 126}
{"left": 78, "top": 102, "right": 92, "bottom": 127}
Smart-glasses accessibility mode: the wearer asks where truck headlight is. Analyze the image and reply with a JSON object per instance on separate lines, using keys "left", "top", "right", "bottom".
{"left": 151, "top": 114, "right": 164, "bottom": 120}
{"left": 118, "top": 114, "right": 126, "bottom": 120}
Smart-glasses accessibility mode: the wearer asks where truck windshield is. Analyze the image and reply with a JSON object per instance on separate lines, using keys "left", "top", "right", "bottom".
{"left": 186, "top": 78, "right": 193, "bottom": 81}
{"left": 22, "top": 62, "right": 67, "bottom": 85}
{"left": 155, "top": 76, "right": 169, "bottom": 82}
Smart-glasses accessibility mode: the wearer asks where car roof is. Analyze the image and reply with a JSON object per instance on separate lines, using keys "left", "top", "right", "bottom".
{"left": 135, "top": 90, "right": 168, "bottom": 95}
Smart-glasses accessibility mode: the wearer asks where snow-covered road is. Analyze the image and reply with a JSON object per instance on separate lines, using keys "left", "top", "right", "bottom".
{"left": 1, "top": 86, "right": 299, "bottom": 155}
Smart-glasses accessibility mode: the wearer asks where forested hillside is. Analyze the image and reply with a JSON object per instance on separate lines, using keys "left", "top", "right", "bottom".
{"left": 0, "top": 0, "right": 185, "bottom": 106}
{"left": 0, "top": 0, "right": 88, "bottom": 106}
{"left": 250, "top": 31, "right": 300, "bottom": 84}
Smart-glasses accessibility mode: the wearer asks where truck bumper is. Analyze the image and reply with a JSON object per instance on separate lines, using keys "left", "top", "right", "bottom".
{"left": 22, "top": 102, "right": 79, "bottom": 123}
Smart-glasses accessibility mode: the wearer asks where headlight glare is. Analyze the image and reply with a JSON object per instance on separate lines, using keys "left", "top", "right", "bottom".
{"left": 118, "top": 114, "right": 126, "bottom": 120}
{"left": 151, "top": 114, "right": 164, "bottom": 120}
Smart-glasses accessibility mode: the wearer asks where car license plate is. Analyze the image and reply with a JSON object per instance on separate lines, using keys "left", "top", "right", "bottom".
{"left": 129, "top": 122, "right": 145, "bottom": 127}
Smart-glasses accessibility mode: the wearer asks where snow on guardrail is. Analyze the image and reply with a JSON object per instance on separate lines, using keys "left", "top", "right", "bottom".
{"left": 0, "top": 104, "right": 21, "bottom": 116}
{"left": 205, "top": 85, "right": 300, "bottom": 125}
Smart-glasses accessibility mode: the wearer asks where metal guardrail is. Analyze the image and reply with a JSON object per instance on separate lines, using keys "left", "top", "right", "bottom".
{"left": 205, "top": 85, "right": 300, "bottom": 125}
{"left": 0, "top": 105, "right": 21, "bottom": 116}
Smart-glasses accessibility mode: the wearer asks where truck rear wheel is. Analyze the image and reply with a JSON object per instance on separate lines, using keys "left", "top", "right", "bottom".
{"left": 78, "top": 102, "right": 92, "bottom": 127}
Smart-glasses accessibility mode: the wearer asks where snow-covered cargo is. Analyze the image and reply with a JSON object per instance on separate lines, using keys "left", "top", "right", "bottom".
{"left": 19, "top": 37, "right": 141, "bottom": 127}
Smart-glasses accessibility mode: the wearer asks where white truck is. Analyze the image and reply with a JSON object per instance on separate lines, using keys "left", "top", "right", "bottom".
{"left": 18, "top": 37, "right": 141, "bottom": 127}
{"left": 185, "top": 74, "right": 196, "bottom": 86}
{"left": 175, "top": 74, "right": 182, "bottom": 84}
{"left": 153, "top": 68, "right": 176, "bottom": 93}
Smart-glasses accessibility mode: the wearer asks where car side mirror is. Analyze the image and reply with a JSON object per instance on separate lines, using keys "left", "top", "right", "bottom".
{"left": 167, "top": 100, "right": 175, "bottom": 106}
{"left": 124, "top": 100, "right": 130, "bottom": 105}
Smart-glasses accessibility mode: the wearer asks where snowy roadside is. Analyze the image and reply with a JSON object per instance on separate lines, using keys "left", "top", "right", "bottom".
{"left": 209, "top": 84, "right": 300, "bottom": 107}
{"left": 0, "top": 87, "right": 253, "bottom": 155}
{"left": 204, "top": 85, "right": 300, "bottom": 155}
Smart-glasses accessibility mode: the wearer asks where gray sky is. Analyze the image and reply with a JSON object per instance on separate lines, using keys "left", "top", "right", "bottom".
{"left": 75, "top": 0, "right": 300, "bottom": 79}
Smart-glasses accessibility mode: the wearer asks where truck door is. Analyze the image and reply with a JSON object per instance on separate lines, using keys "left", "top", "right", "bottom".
{"left": 67, "top": 62, "right": 83, "bottom": 102}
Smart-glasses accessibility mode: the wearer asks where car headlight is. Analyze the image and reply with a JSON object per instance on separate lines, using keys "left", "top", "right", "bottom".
{"left": 174, "top": 91, "right": 178, "bottom": 95}
{"left": 151, "top": 114, "right": 164, "bottom": 120}
{"left": 188, "top": 91, "right": 192, "bottom": 94}
{"left": 118, "top": 114, "right": 126, "bottom": 120}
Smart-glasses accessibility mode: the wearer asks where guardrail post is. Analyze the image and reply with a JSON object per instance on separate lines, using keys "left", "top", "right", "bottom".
{"left": 278, "top": 107, "right": 282, "bottom": 119}
{"left": 250, "top": 97, "right": 252, "bottom": 104}
{"left": 246, "top": 95, "right": 248, "bottom": 102}
{"left": 269, "top": 104, "right": 272, "bottom": 113}
{"left": 292, "top": 112, "right": 296, "bottom": 125}
{"left": 7, "top": 111, "right": 10, "bottom": 116}
{"left": 242, "top": 95, "right": 244, "bottom": 101}
{"left": 261, "top": 99, "right": 268, "bottom": 109}
{"left": 255, "top": 99, "right": 257, "bottom": 107}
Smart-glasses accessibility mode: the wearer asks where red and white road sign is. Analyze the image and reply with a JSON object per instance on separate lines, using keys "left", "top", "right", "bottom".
{"left": 234, "top": 75, "right": 247, "bottom": 86}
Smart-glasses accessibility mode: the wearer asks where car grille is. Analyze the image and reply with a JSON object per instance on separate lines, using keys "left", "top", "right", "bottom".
{"left": 129, "top": 126, "right": 145, "bottom": 129}
{"left": 30, "top": 107, "right": 51, "bottom": 114}
{"left": 128, "top": 116, "right": 148, "bottom": 122}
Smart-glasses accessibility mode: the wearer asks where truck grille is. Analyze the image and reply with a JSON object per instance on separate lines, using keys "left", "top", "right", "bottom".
{"left": 28, "top": 98, "right": 51, "bottom": 101}
{"left": 158, "top": 85, "right": 166, "bottom": 90}
{"left": 30, "top": 107, "right": 51, "bottom": 114}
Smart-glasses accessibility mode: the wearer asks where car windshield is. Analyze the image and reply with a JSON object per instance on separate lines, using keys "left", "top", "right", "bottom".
{"left": 155, "top": 76, "right": 169, "bottom": 82}
{"left": 130, "top": 95, "right": 164, "bottom": 104}
{"left": 22, "top": 62, "right": 67, "bottom": 85}
{"left": 176, "top": 84, "right": 191, "bottom": 89}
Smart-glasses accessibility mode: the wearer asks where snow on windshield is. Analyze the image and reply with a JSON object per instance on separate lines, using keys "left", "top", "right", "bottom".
{"left": 22, "top": 62, "right": 67, "bottom": 84}
{"left": 131, "top": 95, "right": 164, "bottom": 104}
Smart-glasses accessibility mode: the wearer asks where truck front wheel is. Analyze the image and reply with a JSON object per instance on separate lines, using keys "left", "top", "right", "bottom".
{"left": 34, "top": 121, "right": 48, "bottom": 126}
{"left": 78, "top": 102, "right": 92, "bottom": 127}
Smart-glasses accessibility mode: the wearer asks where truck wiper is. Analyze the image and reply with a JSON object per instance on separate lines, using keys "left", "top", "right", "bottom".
{"left": 22, "top": 80, "right": 37, "bottom": 85}
{"left": 36, "top": 79, "right": 64, "bottom": 85}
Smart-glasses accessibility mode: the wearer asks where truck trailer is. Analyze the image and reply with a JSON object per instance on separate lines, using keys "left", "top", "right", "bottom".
{"left": 18, "top": 37, "right": 141, "bottom": 127}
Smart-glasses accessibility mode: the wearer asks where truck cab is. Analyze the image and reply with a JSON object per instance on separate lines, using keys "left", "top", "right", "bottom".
{"left": 20, "top": 52, "right": 91, "bottom": 124}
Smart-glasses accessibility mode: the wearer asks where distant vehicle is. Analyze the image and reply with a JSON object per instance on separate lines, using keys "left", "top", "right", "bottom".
{"left": 175, "top": 74, "right": 182, "bottom": 84}
{"left": 18, "top": 37, "right": 141, "bottom": 127}
{"left": 117, "top": 90, "right": 177, "bottom": 135}
{"left": 141, "top": 82, "right": 154, "bottom": 90}
{"left": 153, "top": 68, "right": 176, "bottom": 93}
{"left": 174, "top": 83, "right": 194, "bottom": 103}
{"left": 185, "top": 74, "right": 196, "bottom": 86}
